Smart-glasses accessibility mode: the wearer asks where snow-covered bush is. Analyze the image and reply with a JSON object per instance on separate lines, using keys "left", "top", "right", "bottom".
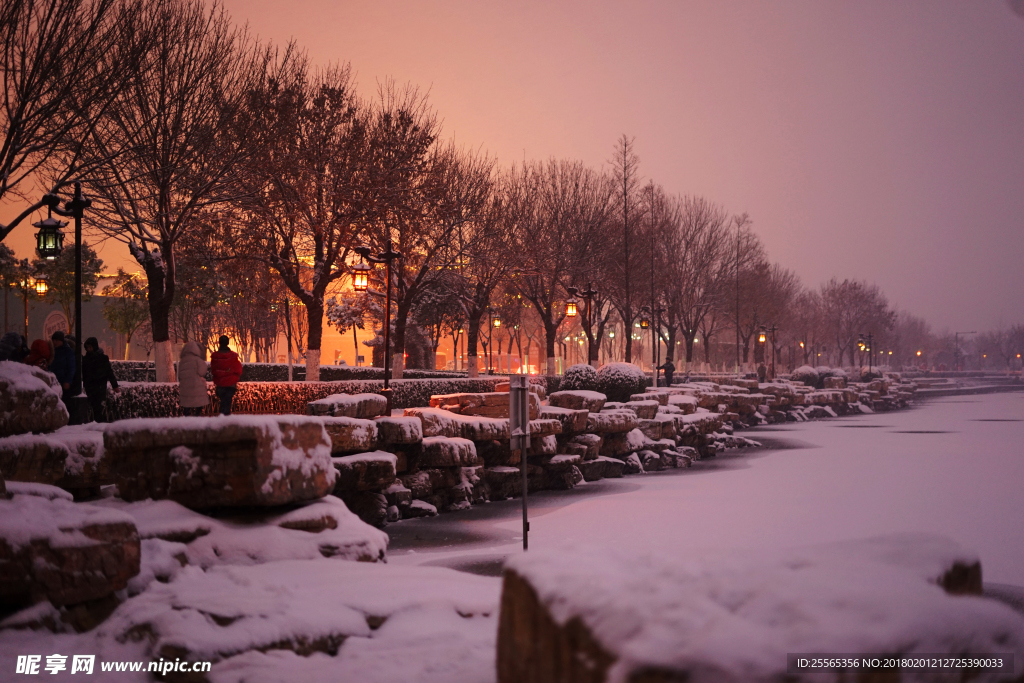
{"left": 105, "top": 377, "right": 512, "bottom": 420}
{"left": 860, "top": 367, "right": 884, "bottom": 382}
{"left": 791, "top": 365, "right": 819, "bottom": 388}
{"left": 596, "top": 362, "right": 649, "bottom": 403}
{"left": 560, "top": 364, "right": 599, "bottom": 392}
{"left": 110, "top": 361, "right": 468, "bottom": 384}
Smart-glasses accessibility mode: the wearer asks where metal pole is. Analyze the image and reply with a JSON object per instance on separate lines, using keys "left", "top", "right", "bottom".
{"left": 382, "top": 244, "right": 392, "bottom": 413}
{"left": 509, "top": 375, "right": 531, "bottom": 551}
{"left": 735, "top": 221, "right": 740, "bottom": 373}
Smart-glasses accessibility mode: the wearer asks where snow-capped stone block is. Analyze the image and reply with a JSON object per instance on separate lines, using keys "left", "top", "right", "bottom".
{"left": 559, "top": 442, "right": 589, "bottom": 459}
{"left": 528, "top": 419, "right": 563, "bottom": 438}
{"left": 338, "top": 491, "right": 388, "bottom": 529}
{"left": 0, "top": 433, "right": 70, "bottom": 485}
{"left": 306, "top": 392, "right": 387, "bottom": 419}
{"left": 420, "top": 437, "right": 478, "bottom": 468}
{"left": 494, "top": 380, "right": 547, "bottom": 400}
{"left": 403, "top": 499, "right": 438, "bottom": 518}
{"left": 0, "top": 361, "right": 69, "bottom": 438}
{"left": 403, "top": 407, "right": 510, "bottom": 441}
{"left": 332, "top": 451, "right": 397, "bottom": 493}
{"left": 636, "top": 419, "right": 664, "bottom": 442}
{"left": 667, "top": 394, "right": 698, "bottom": 413}
{"left": 528, "top": 434, "right": 558, "bottom": 457}
{"left": 51, "top": 425, "right": 110, "bottom": 492}
{"left": 319, "top": 416, "right": 378, "bottom": 453}
{"left": 0, "top": 494, "right": 140, "bottom": 609}
{"left": 539, "top": 406, "right": 589, "bottom": 434}
{"left": 639, "top": 450, "right": 662, "bottom": 472}
{"left": 430, "top": 391, "right": 540, "bottom": 419}
{"left": 586, "top": 409, "right": 638, "bottom": 434}
{"left": 622, "top": 399, "right": 659, "bottom": 420}
{"left": 483, "top": 466, "right": 521, "bottom": 500}
{"left": 548, "top": 390, "right": 606, "bottom": 413}
{"left": 497, "top": 535, "right": 1005, "bottom": 683}
{"left": 383, "top": 480, "right": 411, "bottom": 508}
{"left": 104, "top": 416, "right": 336, "bottom": 509}
{"left": 539, "top": 453, "right": 581, "bottom": 472}
{"left": 570, "top": 433, "right": 603, "bottom": 459}
{"left": 577, "top": 455, "right": 625, "bottom": 481}
{"left": 399, "top": 468, "right": 460, "bottom": 499}
{"left": 4, "top": 481, "right": 73, "bottom": 501}
{"left": 374, "top": 416, "right": 423, "bottom": 444}
{"left": 637, "top": 390, "right": 668, "bottom": 405}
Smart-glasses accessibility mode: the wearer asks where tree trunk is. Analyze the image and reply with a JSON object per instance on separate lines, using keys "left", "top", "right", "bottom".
{"left": 703, "top": 334, "right": 712, "bottom": 363}
{"left": 466, "top": 312, "right": 482, "bottom": 378}
{"left": 545, "top": 321, "right": 558, "bottom": 376}
{"left": 139, "top": 246, "right": 176, "bottom": 383}
{"left": 305, "top": 299, "right": 324, "bottom": 381}
{"left": 391, "top": 299, "right": 412, "bottom": 380}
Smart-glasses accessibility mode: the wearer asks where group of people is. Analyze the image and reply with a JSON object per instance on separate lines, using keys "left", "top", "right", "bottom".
{"left": 0, "top": 331, "right": 244, "bottom": 422}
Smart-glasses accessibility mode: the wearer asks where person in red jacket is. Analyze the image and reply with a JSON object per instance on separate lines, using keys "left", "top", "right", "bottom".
{"left": 210, "top": 335, "right": 242, "bottom": 415}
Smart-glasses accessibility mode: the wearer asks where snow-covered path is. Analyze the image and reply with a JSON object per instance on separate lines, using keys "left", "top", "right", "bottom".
{"left": 391, "top": 392, "right": 1024, "bottom": 586}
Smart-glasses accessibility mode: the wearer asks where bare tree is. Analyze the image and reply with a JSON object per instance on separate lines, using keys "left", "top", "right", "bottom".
{"left": 101, "top": 268, "right": 148, "bottom": 359}
{"left": 606, "top": 135, "right": 643, "bottom": 363}
{"left": 515, "top": 159, "right": 615, "bottom": 374}
{"left": 81, "top": 0, "right": 267, "bottom": 381}
{"left": 0, "top": 0, "right": 138, "bottom": 241}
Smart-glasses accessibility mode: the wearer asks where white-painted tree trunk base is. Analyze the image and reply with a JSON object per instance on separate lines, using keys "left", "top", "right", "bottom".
{"left": 306, "top": 349, "right": 321, "bottom": 382}
{"left": 468, "top": 357, "right": 478, "bottom": 378}
{"left": 392, "top": 353, "right": 404, "bottom": 380}
{"left": 546, "top": 356, "right": 556, "bottom": 376}
{"left": 154, "top": 340, "right": 176, "bottom": 382}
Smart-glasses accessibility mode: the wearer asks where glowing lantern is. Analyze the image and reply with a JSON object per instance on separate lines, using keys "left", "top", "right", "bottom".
{"left": 351, "top": 261, "right": 371, "bottom": 292}
{"left": 492, "top": 314, "right": 501, "bottom": 328}
{"left": 566, "top": 298, "right": 578, "bottom": 317}
{"left": 758, "top": 329, "right": 767, "bottom": 344}
{"left": 33, "top": 216, "right": 66, "bottom": 260}
{"left": 34, "top": 276, "right": 48, "bottom": 296}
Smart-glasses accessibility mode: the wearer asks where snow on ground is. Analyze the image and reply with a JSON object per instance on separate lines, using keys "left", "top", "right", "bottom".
{"left": 393, "top": 392, "right": 1024, "bottom": 587}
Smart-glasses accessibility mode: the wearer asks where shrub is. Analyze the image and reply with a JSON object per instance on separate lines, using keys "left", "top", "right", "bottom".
{"left": 104, "top": 377, "right": 510, "bottom": 421}
{"left": 560, "top": 364, "right": 599, "bottom": 392}
{"left": 596, "top": 362, "right": 649, "bottom": 403}
{"left": 791, "top": 365, "right": 819, "bottom": 388}
{"left": 110, "top": 361, "right": 469, "bottom": 384}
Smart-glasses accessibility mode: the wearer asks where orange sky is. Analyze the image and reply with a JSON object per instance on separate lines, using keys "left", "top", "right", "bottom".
{"left": 5, "top": 0, "right": 1024, "bottom": 332}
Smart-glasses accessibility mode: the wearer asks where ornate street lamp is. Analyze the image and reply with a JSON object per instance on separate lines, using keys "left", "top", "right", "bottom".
{"left": 858, "top": 332, "right": 875, "bottom": 373}
{"left": 41, "top": 183, "right": 91, "bottom": 422}
{"left": 639, "top": 307, "right": 651, "bottom": 329}
{"left": 34, "top": 216, "right": 66, "bottom": 260}
{"left": 492, "top": 314, "right": 502, "bottom": 329}
{"left": 354, "top": 241, "right": 402, "bottom": 410}
{"left": 351, "top": 260, "right": 371, "bottom": 292}
{"left": 758, "top": 328, "right": 767, "bottom": 344}
{"left": 33, "top": 275, "right": 48, "bottom": 296}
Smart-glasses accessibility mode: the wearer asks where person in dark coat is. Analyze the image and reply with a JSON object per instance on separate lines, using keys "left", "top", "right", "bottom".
{"left": 0, "top": 332, "right": 23, "bottom": 361}
{"left": 657, "top": 360, "right": 675, "bottom": 387}
{"left": 210, "top": 335, "right": 242, "bottom": 416}
{"left": 49, "top": 331, "right": 75, "bottom": 402}
{"left": 82, "top": 337, "right": 119, "bottom": 422}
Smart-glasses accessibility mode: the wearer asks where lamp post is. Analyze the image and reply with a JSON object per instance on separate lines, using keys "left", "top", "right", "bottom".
{"left": 41, "top": 183, "right": 90, "bottom": 422}
{"left": 354, "top": 241, "right": 402, "bottom": 412}
{"left": 953, "top": 331, "right": 976, "bottom": 372}
{"left": 763, "top": 323, "right": 778, "bottom": 379}
{"left": 858, "top": 332, "right": 875, "bottom": 373}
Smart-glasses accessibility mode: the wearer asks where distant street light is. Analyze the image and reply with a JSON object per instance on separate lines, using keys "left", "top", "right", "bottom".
{"left": 858, "top": 332, "right": 875, "bottom": 373}
{"left": 354, "top": 241, "right": 402, "bottom": 410}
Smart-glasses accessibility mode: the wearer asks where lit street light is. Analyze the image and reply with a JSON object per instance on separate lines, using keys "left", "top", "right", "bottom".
{"left": 354, "top": 241, "right": 402, "bottom": 411}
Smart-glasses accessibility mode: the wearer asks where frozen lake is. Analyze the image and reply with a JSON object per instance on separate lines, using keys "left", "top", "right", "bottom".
{"left": 389, "top": 391, "right": 1024, "bottom": 587}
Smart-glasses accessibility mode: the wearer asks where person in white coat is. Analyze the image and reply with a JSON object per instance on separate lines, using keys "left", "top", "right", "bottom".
{"left": 178, "top": 341, "right": 210, "bottom": 416}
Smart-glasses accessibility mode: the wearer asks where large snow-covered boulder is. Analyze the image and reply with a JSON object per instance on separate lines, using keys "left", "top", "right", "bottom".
{"left": 497, "top": 535, "right": 1019, "bottom": 683}
{"left": 0, "top": 361, "right": 68, "bottom": 437}
{"left": 540, "top": 406, "right": 590, "bottom": 434}
{"left": 374, "top": 416, "right": 423, "bottom": 445}
{"left": 306, "top": 392, "right": 388, "bottom": 419}
{"left": 0, "top": 433, "right": 70, "bottom": 485}
{"left": 430, "top": 391, "right": 540, "bottom": 419}
{"left": 103, "top": 416, "right": 336, "bottom": 509}
{"left": 332, "top": 451, "right": 398, "bottom": 493}
{"left": 586, "top": 409, "right": 639, "bottom": 434}
{"left": 548, "top": 390, "right": 606, "bottom": 413}
{"left": 319, "top": 416, "right": 378, "bottom": 454}
{"left": 0, "top": 494, "right": 140, "bottom": 609}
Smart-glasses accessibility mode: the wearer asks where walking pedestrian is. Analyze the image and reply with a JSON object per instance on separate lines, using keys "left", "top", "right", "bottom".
{"left": 178, "top": 341, "right": 210, "bottom": 416}
{"left": 210, "top": 335, "right": 242, "bottom": 416}
{"left": 658, "top": 359, "right": 675, "bottom": 387}
{"left": 82, "top": 337, "right": 120, "bottom": 422}
{"left": 49, "top": 331, "right": 75, "bottom": 403}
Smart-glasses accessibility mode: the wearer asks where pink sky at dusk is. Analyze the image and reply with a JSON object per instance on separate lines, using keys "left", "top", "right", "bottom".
{"left": 4, "top": 0, "right": 1023, "bottom": 333}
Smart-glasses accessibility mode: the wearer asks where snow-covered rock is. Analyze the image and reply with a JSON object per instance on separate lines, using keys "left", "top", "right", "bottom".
{"left": 0, "top": 361, "right": 68, "bottom": 437}
{"left": 586, "top": 409, "right": 639, "bottom": 434}
{"left": 306, "top": 392, "right": 388, "bottom": 419}
{"left": 332, "top": 452, "right": 398, "bottom": 493}
{"left": 430, "top": 391, "right": 539, "bottom": 419}
{"left": 320, "top": 416, "right": 378, "bottom": 454}
{"left": 419, "top": 437, "right": 478, "bottom": 468}
{"left": 374, "top": 416, "right": 423, "bottom": 445}
{"left": 0, "top": 494, "right": 140, "bottom": 609}
{"left": 622, "top": 399, "right": 659, "bottom": 420}
{"left": 548, "top": 389, "right": 607, "bottom": 413}
{"left": 540, "top": 406, "right": 590, "bottom": 434}
{"left": 0, "top": 433, "right": 70, "bottom": 485}
{"left": 498, "top": 534, "right": 1020, "bottom": 683}
{"left": 103, "top": 416, "right": 336, "bottom": 509}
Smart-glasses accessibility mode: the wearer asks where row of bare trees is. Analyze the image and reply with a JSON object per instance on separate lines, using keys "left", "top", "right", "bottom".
{"left": 5, "top": 0, "right": 1017, "bottom": 382}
